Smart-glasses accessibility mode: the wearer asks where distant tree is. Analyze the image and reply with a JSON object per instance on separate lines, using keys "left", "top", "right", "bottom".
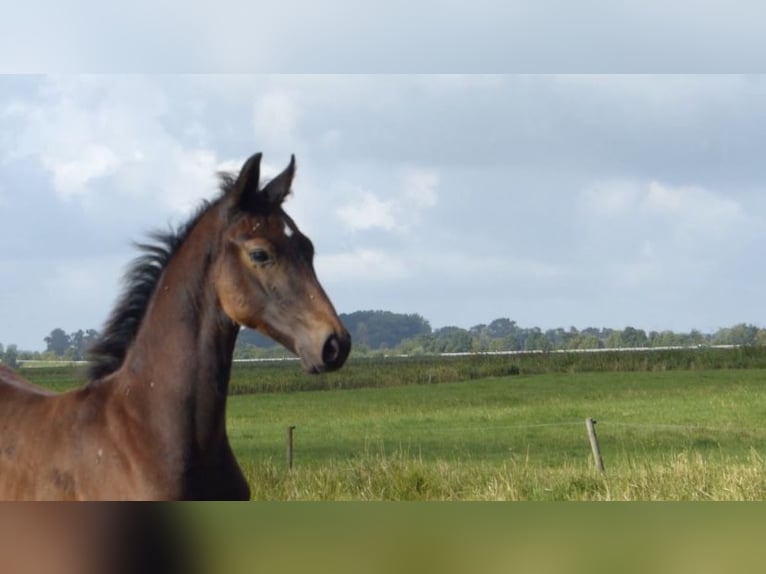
{"left": 605, "top": 330, "right": 623, "bottom": 348}
{"left": 71, "top": 330, "right": 84, "bottom": 353}
{"left": 524, "top": 328, "right": 550, "bottom": 351}
{"left": 485, "top": 335, "right": 519, "bottom": 352}
{"left": 584, "top": 335, "right": 603, "bottom": 349}
{"left": 83, "top": 329, "right": 100, "bottom": 354}
{"left": 713, "top": 323, "right": 759, "bottom": 346}
{"left": 355, "top": 322, "right": 370, "bottom": 347}
{"left": 729, "top": 323, "right": 759, "bottom": 346}
{"left": 341, "top": 311, "right": 431, "bottom": 349}
{"left": 469, "top": 324, "right": 489, "bottom": 352}
{"left": 650, "top": 330, "right": 680, "bottom": 347}
{"left": 581, "top": 327, "right": 604, "bottom": 339}
{"left": 487, "top": 318, "right": 519, "bottom": 339}
{"left": 567, "top": 334, "right": 603, "bottom": 349}
{"left": 69, "top": 330, "right": 94, "bottom": 360}
{"left": 4, "top": 344, "right": 18, "bottom": 368}
{"left": 545, "top": 327, "right": 577, "bottom": 349}
{"left": 689, "top": 329, "right": 708, "bottom": 346}
{"left": 620, "top": 326, "right": 648, "bottom": 347}
{"left": 231, "top": 310, "right": 764, "bottom": 356}
{"left": 398, "top": 335, "right": 431, "bottom": 356}
{"left": 712, "top": 327, "right": 731, "bottom": 345}
{"left": 44, "top": 328, "right": 71, "bottom": 357}
{"left": 431, "top": 326, "right": 472, "bottom": 353}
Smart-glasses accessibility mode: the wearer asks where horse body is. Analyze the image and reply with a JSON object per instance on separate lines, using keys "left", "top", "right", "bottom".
{"left": 0, "top": 153, "right": 350, "bottom": 500}
{"left": 0, "top": 367, "right": 247, "bottom": 501}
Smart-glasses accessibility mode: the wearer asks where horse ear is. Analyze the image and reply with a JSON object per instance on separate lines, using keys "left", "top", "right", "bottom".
{"left": 233, "top": 152, "right": 263, "bottom": 206}
{"left": 261, "top": 155, "right": 296, "bottom": 206}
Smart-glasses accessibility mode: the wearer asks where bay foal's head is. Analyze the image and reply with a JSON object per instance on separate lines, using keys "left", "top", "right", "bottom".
{"left": 216, "top": 153, "right": 350, "bottom": 373}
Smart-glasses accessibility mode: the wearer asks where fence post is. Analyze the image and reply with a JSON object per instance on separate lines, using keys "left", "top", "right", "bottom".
{"left": 585, "top": 418, "right": 605, "bottom": 473}
{"left": 286, "top": 425, "right": 296, "bottom": 471}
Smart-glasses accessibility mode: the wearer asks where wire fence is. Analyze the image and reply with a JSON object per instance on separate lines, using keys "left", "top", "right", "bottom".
{"left": 276, "top": 416, "right": 766, "bottom": 475}
{"left": 368, "top": 419, "right": 766, "bottom": 434}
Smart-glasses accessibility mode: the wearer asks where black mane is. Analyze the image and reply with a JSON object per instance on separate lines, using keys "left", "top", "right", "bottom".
{"left": 86, "top": 169, "right": 273, "bottom": 381}
{"left": 86, "top": 196, "right": 220, "bottom": 381}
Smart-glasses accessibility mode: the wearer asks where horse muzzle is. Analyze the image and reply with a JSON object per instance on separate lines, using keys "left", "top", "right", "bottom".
{"left": 300, "top": 329, "right": 351, "bottom": 374}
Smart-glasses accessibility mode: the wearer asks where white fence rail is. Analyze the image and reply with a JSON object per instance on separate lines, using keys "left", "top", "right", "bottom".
{"left": 10, "top": 344, "right": 744, "bottom": 368}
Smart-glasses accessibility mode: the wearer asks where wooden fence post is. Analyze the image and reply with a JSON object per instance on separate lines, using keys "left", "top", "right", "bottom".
{"left": 585, "top": 418, "right": 605, "bottom": 473}
{"left": 286, "top": 425, "right": 296, "bottom": 471}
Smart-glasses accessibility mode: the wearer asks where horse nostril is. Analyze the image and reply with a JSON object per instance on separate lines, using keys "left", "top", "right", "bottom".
{"left": 322, "top": 335, "right": 341, "bottom": 365}
{"left": 322, "top": 333, "right": 350, "bottom": 370}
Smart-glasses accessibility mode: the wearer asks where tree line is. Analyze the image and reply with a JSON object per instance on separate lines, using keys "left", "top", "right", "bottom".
{"left": 397, "top": 320, "right": 766, "bottom": 355}
{"left": 1, "top": 312, "right": 765, "bottom": 366}
{"left": 233, "top": 311, "right": 766, "bottom": 358}
{"left": 0, "top": 328, "right": 99, "bottom": 367}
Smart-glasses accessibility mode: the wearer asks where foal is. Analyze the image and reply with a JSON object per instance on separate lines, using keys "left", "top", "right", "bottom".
{"left": 0, "top": 153, "right": 350, "bottom": 500}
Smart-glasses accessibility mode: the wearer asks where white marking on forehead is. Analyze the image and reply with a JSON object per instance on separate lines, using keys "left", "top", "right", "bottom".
{"left": 283, "top": 218, "right": 295, "bottom": 238}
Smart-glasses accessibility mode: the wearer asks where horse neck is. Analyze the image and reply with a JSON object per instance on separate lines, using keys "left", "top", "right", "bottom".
{"left": 116, "top": 209, "right": 240, "bottom": 448}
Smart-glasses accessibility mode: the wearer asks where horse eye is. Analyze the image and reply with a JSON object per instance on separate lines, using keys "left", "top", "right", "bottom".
{"left": 249, "top": 249, "right": 272, "bottom": 265}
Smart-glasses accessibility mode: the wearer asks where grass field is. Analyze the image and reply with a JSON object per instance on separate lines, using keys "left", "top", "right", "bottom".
{"left": 226, "top": 369, "right": 766, "bottom": 500}
{"left": 17, "top": 352, "right": 766, "bottom": 500}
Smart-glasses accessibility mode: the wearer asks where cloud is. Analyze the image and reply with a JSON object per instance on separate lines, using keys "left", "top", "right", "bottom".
{"left": 1, "top": 76, "right": 237, "bottom": 216}
{"left": 400, "top": 167, "right": 439, "bottom": 208}
{"left": 428, "top": 244, "right": 568, "bottom": 284}
{"left": 336, "top": 189, "right": 397, "bottom": 231}
{"left": 42, "top": 255, "right": 123, "bottom": 306}
{"left": 643, "top": 181, "right": 745, "bottom": 241}
{"left": 317, "top": 249, "right": 408, "bottom": 282}
{"left": 252, "top": 89, "right": 303, "bottom": 155}
{"left": 580, "top": 179, "right": 749, "bottom": 244}
{"left": 579, "top": 180, "right": 640, "bottom": 216}
{"left": 44, "top": 144, "right": 120, "bottom": 198}
{"left": 2, "top": 81, "right": 129, "bottom": 198}
{"left": 5, "top": 0, "right": 765, "bottom": 73}
{"left": 162, "top": 148, "right": 220, "bottom": 213}
{"left": 577, "top": 178, "right": 759, "bottom": 292}
{"left": 335, "top": 166, "right": 440, "bottom": 233}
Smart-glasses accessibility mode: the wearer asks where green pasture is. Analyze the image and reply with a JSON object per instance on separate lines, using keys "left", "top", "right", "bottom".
{"left": 17, "top": 350, "right": 766, "bottom": 500}
{"left": 226, "top": 369, "right": 766, "bottom": 500}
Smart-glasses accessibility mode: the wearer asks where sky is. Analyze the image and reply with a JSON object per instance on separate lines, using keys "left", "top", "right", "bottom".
{"left": 1, "top": 74, "right": 765, "bottom": 351}
{"left": 1, "top": 3, "right": 766, "bottom": 351}
{"left": 1, "top": 0, "right": 764, "bottom": 72}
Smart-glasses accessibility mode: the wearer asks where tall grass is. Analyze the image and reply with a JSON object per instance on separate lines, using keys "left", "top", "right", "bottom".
{"left": 238, "top": 448, "right": 766, "bottom": 501}
{"left": 227, "top": 346, "right": 766, "bottom": 395}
